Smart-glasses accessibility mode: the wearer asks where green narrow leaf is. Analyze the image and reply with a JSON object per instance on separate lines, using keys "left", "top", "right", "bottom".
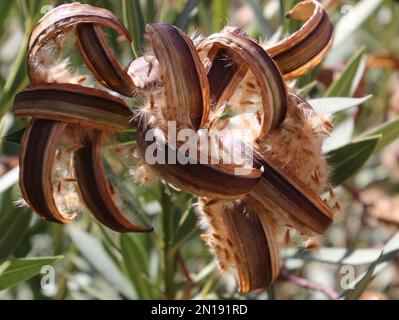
{"left": 342, "top": 232, "right": 399, "bottom": 300}
{"left": 67, "top": 226, "right": 134, "bottom": 299}
{"left": 103, "top": 159, "right": 153, "bottom": 229}
{"left": 0, "top": 74, "right": 5, "bottom": 88}
{"left": 120, "top": 234, "right": 153, "bottom": 299}
{"left": 283, "top": 0, "right": 302, "bottom": 33}
{"left": 1, "top": 127, "right": 26, "bottom": 146}
{"left": 296, "top": 72, "right": 314, "bottom": 92}
{"left": 279, "top": 0, "right": 285, "bottom": 25}
{"left": 247, "top": 0, "right": 271, "bottom": 37}
{"left": 109, "top": 130, "right": 136, "bottom": 146}
{"left": 172, "top": 208, "right": 198, "bottom": 251}
{"left": 0, "top": 207, "right": 32, "bottom": 259}
{"left": 0, "top": 256, "right": 62, "bottom": 291}
{"left": 122, "top": 0, "right": 145, "bottom": 57}
{"left": 28, "top": 0, "right": 47, "bottom": 19}
{"left": 358, "top": 118, "right": 399, "bottom": 155}
{"left": 0, "top": 1, "right": 13, "bottom": 38}
{"left": 146, "top": 0, "right": 156, "bottom": 23}
{"left": 333, "top": 0, "right": 383, "bottom": 48}
{"left": 0, "top": 21, "right": 31, "bottom": 118}
{"left": 309, "top": 95, "right": 372, "bottom": 115}
{"left": 295, "top": 81, "right": 317, "bottom": 98}
{"left": 0, "top": 167, "right": 19, "bottom": 194}
{"left": 192, "top": 261, "right": 218, "bottom": 283}
{"left": 0, "top": 261, "right": 11, "bottom": 276}
{"left": 343, "top": 261, "right": 381, "bottom": 300}
{"left": 327, "top": 135, "right": 381, "bottom": 186}
{"left": 212, "top": 0, "right": 229, "bottom": 31}
{"left": 324, "top": 46, "right": 366, "bottom": 98}
{"left": 0, "top": 113, "right": 14, "bottom": 151}
{"left": 175, "top": 0, "right": 200, "bottom": 31}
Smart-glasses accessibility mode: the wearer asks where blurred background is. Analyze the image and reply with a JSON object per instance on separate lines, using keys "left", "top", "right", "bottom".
{"left": 1, "top": 0, "right": 399, "bottom": 300}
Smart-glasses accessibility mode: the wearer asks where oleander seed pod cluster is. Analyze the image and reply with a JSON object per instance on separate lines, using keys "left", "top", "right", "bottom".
{"left": 13, "top": 1, "right": 338, "bottom": 292}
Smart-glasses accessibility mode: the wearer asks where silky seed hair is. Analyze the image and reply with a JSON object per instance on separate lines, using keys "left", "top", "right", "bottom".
{"left": 196, "top": 198, "right": 239, "bottom": 274}
{"left": 129, "top": 148, "right": 160, "bottom": 185}
{"left": 260, "top": 94, "right": 330, "bottom": 194}
{"left": 228, "top": 70, "right": 264, "bottom": 115}
{"left": 52, "top": 126, "right": 83, "bottom": 219}
{"left": 31, "top": 30, "right": 85, "bottom": 84}
{"left": 190, "top": 30, "right": 206, "bottom": 48}
{"left": 195, "top": 32, "right": 331, "bottom": 196}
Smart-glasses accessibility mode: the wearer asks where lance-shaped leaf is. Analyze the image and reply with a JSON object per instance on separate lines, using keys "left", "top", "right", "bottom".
{"left": 0, "top": 256, "right": 63, "bottom": 291}
{"left": 74, "top": 131, "right": 153, "bottom": 233}
{"left": 28, "top": 3, "right": 132, "bottom": 87}
{"left": 266, "top": 0, "right": 333, "bottom": 80}
{"left": 19, "top": 119, "right": 76, "bottom": 224}
{"left": 199, "top": 197, "right": 280, "bottom": 292}
{"left": 202, "top": 28, "right": 288, "bottom": 139}
{"left": 146, "top": 23, "right": 210, "bottom": 130}
{"left": 76, "top": 24, "right": 136, "bottom": 97}
{"left": 357, "top": 117, "right": 399, "bottom": 155}
{"left": 324, "top": 46, "right": 366, "bottom": 97}
{"left": 250, "top": 152, "right": 334, "bottom": 235}
{"left": 14, "top": 84, "right": 133, "bottom": 131}
{"left": 327, "top": 135, "right": 381, "bottom": 186}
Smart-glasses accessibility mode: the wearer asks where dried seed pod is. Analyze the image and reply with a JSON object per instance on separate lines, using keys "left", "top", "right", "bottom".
{"left": 146, "top": 23, "right": 210, "bottom": 129}
{"left": 76, "top": 24, "right": 136, "bottom": 97}
{"left": 210, "top": 88, "right": 334, "bottom": 234}
{"left": 251, "top": 155, "right": 333, "bottom": 235}
{"left": 29, "top": 3, "right": 135, "bottom": 96}
{"left": 249, "top": 93, "right": 334, "bottom": 235}
{"left": 29, "top": 3, "right": 130, "bottom": 53}
{"left": 14, "top": 1, "right": 339, "bottom": 292}
{"left": 14, "top": 84, "right": 133, "bottom": 131}
{"left": 133, "top": 23, "right": 263, "bottom": 198}
{"left": 15, "top": 83, "right": 150, "bottom": 232}
{"left": 136, "top": 126, "right": 262, "bottom": 199}
{"left": 198, "top": 197, "right": 281, "bottom": 292}
{"left": 19, "top": 119, "right": 77, "bottom": 224}
{"left": 200, "top": 27, "right": 288, "bottom": 137}
{"left": 266, "top": 0, "right": 333, "bottom": 79}
{"left": 74, "top": 131, "right": 153, "bottom": 233}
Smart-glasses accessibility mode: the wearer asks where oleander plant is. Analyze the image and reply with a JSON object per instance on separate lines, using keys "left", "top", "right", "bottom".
{"left": 1, "top": 0, "right": 399, "bottom": 300}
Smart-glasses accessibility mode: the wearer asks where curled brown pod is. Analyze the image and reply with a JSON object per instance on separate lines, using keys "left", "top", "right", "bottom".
{"left": 74, "top": 131, "right": 153, "bottom": 233}
{"left": 29, "top": 3, "right": 136, "bottom": 96}
{"left": 15, "top": 83, "right": 151, "bottom": 232}
{"left": 266, "top": 0, "right": 334, "bottom": 79}
{"left": 199, "top": 197, "right": 281, "bottom": 292}
{"left": 200, "top": 28, "right": 288, "bottom": 138}
{"left": 76, "top": 24, "right": 136, "bottom": 97}
{"left": 145, "top": 23, "right": 211, "bottom": 129}
{"left": 19, "top": 119, "right": 75, "bottom": 224}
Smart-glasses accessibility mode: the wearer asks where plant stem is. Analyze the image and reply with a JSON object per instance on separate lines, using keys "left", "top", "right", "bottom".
{"left": 161, "top": 186, "right": 176, "bottom": 299}
{"left": 267, "top": 284, "right": 276, "bottom": 300}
